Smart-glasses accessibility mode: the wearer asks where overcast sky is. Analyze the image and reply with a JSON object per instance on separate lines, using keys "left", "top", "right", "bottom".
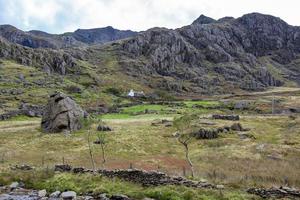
{"left": 0, "top": 0, "right": 299, "bottom": 33}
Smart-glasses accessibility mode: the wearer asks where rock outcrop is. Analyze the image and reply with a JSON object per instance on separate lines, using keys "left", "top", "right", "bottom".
{"left": 191, "top": 128, "right": 219, "bottom": 139}
{"left": 0, "top": 37, "right": 77, "bottom": 75}
{"left": 41, "top": 92, "right": 86, "bottom": 133}
{"left": 212, "top": 114, "right": 240, "bottom": 121}
{"left": 0, "top": 103, "right": 44, "bottom": 121}
{"left": 120, "top": 13, "right": 300, "bottom": 93}
{"left": 1, "top": 13, "right": 300, "bottom": 94}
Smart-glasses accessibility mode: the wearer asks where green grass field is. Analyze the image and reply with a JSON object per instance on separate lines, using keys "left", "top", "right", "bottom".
{"left": 1, "top": 87, "right": 300, "bottom": 199}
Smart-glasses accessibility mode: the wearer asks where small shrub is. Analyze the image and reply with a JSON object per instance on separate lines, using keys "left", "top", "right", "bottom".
{"left": 154, "top": 90, "right": 176, "bottom": 101}
{"left": 105, "top": 87, "right": 122, "bottom": 96}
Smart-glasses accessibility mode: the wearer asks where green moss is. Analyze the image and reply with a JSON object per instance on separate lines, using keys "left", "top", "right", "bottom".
{"left": 184, "top": 100, "right": 220, "bottom": 108}
{"left": 8, "top": 115, "right": 39, "bottom": 121}
{"left": 121, "top": 104, "right": 166, "bottom": 114}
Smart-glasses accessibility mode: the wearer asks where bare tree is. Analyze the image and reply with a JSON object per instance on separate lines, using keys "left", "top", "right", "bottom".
{"left": 87, "top": 130, "right": 96, "bottom": 173}
{"left": 81, "top": 116, "right": 99, "bottom": 173}
{"left": 173, "top": 114, "right": 196, "bottom": 178}
{"left": 177, "top": 135, "right": 194, "bottom": 178}
{"left": 95, "top": 132, "right": 107, "bottom": 169}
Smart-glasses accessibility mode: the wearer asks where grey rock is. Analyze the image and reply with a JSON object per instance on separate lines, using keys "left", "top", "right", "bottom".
{"left": 49, "top": 191, "right": 61, "bottom": 198}
{"left": 11, "top": 164, "right": 34, "bottom": 171}
{"left": 82, "top": 196, "right": 93, "bottom": 200}
{"left": 54, "top": 164, "right": 72, "bottom": 172}
{"left": 110, "top": 195, "right": 130, "bottom": 200}
{"left": 216, "top": 185, "right": 225, "bottom": 189}
{"left": 0, "top": 193, "right": 39, "bottom": 200}
{"left": 212, "top": 115, "right": 240, "bottom": 121}
{"left": 98, "top": 194, "right": 109, "bottom": 200}
{"left": 238, "top": 133, "right": 256, "bottom": 140}
{"left": 191, "top": 128, "right": 219, "bottom": 139}
{"left": 234, "top": 101, "right": 251, "bottom": 110}
{"left": 41, "top": 92, "right": 86, "bottom": 133}
{"left": 97, "top": 125, "right": 112, "bottom": 132}
{"left": 61, "top": 191, "right": 76, "bottom": 200}
{"left": 18, "top": 74, "right": 25, "bottom": 81}
{"left": 230, "top": 123, "right": 244, "bottom": 131}
{"left": 256, "top": 144, "right": 266, "bottom": 151}
{"left": 9, "top": 182, "right": 19, "bottom": 190}
{"left": 38, "top": 190, "right": 47, "bottom": 198}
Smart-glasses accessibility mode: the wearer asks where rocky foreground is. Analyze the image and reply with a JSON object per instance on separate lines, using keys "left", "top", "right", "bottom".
{"left": 1, "top": 164, "right": 300, "bottom": 199}
{"left": 0, "top": 183, "right": 137, "bottom": 200}
{"left": 0, "top": 164, "right": 219, "bottom": 200}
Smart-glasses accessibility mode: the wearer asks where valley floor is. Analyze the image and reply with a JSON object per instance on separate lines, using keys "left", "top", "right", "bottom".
{"left": 0, "top": 88, "right": 300, "bottom": 200}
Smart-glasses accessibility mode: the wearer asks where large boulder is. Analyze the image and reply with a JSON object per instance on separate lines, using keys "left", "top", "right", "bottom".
{"left": 41, "top": 92, "right": 86, "bottom": 133}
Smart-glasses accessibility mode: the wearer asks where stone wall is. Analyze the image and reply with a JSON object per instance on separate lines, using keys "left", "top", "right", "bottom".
{"left": 212, "top": 114, "right": 240, "bottom": 121}
{"left": 54, "top": 165, "right": 216, "bottom": 189}
{"left": 247, "top": 187, "right": 300, "bottom": 199}
{"left": 0, "top": 103, "right": 43, "bottom": 121}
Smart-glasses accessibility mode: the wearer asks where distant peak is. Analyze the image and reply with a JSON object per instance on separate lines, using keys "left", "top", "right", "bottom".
{"left": 0, "top": 24, "right": 19, "bottom": 31}
{"left": 238, "top": 12, "right": 289, "bottom": 26}
{"left": 218, "top": 17, "right": 235, "bottom": 23}
{"left": 192, "top": 14, "right": 216, "bottom": 25}
{"left": 75, "top": 26, "right": 116, "bottom": 33}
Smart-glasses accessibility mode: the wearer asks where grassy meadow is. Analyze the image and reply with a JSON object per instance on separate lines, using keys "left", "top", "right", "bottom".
{"left": 1, "top": 88, "right": 300, "bottom": 199}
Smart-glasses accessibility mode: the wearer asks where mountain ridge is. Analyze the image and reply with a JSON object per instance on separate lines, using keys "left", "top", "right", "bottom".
{"left": 0, "top": 12, "right": 299, "bottom": 97}
{"left": 0, "top": 24, "right": 137, "bottom": 49}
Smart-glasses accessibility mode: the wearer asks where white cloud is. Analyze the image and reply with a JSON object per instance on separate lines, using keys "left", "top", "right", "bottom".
{"left": 0, "top": 0, "right": 299, "bottom": 33}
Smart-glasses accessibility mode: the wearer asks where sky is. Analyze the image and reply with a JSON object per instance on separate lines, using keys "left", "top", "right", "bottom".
{"left": 0, "top": 0, "right": 299, "bottom": 34}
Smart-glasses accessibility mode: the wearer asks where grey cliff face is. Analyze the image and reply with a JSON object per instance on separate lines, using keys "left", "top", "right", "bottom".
{"left": 0, "top": 12, "right": 299, "bottom": 94}
{"left": 73, "top": 26, "right": 137, "bottom": 45}
{"left": 0, "top": 37, "right": 77, "bottom": 75}
{"left": 120, "top": 13, "right": 300, "bottom": 93}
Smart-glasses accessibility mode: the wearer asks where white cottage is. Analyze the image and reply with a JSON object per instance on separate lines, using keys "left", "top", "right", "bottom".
{"left": 128, "top": 89, "right": 135, "bottom": 97}
{"left": 127, "top": 89, "right": 145, "bottom": 97}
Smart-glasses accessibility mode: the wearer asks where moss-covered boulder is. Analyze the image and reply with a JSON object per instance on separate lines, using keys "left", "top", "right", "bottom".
{"left": 41, "top": 92, "right": 86, "bottom": 133}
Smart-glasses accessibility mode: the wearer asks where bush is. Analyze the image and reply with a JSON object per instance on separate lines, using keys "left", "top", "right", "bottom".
{"left": 105, "top": 87, "right": 122, "bottom": 96}
{"left": 154, "top": 90, "right": 176, "bottom": 101}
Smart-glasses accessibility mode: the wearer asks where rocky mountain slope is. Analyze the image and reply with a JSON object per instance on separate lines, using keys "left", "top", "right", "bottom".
{"left": 0, "top": 25, "right": 137, "bottom": 48}
{"left": 118, "top": 13, "right": 300, "bottom": 93}
{"left": 0, "top": 12, "right": 300, "bottom": 103}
